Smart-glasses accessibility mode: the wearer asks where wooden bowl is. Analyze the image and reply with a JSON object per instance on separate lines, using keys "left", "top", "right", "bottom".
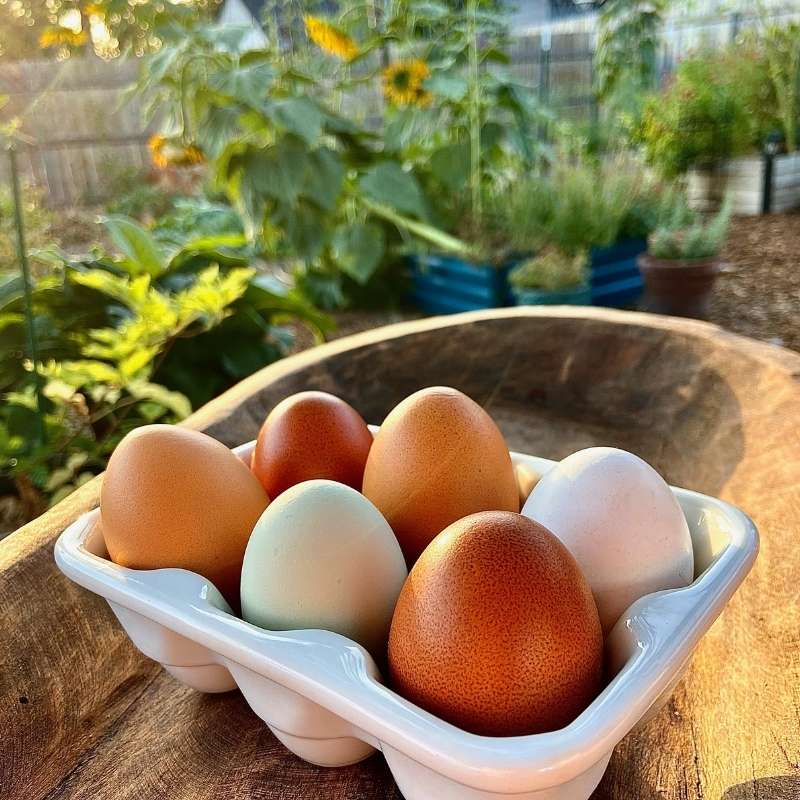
{"left": 2, "top": 308, "right": 798, "bottom": 800}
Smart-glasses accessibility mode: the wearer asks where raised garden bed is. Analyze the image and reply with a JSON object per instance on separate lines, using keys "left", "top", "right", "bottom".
{"left": 410, "top": 241, "right": 646, "bottom": 314}
{"left": 589, "top": 239, "right": 647, "bottom": 308}
{"left": 688, "top": 153, "right": 800, "bottom": 215}
{"left": 407, "top": 254, "right": 518, "bottom": 314}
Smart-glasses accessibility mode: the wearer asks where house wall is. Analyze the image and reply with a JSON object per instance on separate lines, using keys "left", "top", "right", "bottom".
{"left": 217, "top": 0, "right": 268, "bottom": 50}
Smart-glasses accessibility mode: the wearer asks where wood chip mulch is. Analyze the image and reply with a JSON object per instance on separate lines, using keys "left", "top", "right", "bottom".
{"left": 708, "top": 213, "right": 800, "bottom": 352}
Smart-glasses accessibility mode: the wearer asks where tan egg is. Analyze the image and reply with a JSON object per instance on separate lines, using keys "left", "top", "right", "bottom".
{"left": 101, "top": 425, "right": 269, "bottom": 608}
{"left": 515, "top": 462, "right": 542, "bottom": 506}
{"left": 388, "top": 511, "right": 604, "bottom": 736}
{"left": 362, "top": 387, "right": 519, "bottom": 565}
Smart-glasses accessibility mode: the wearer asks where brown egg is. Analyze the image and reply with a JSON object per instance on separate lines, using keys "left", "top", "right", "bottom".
{"left": 251, "top": 391, "right": 373, "bottom": 498}
{"left": 388, "top": 511, "right": 603, "bottom": 736}
{"left": 362, "top": 386, "right": 519, "bottom": 565}
{"left": 101, "top": 425, "right": 269, "bottom": 608}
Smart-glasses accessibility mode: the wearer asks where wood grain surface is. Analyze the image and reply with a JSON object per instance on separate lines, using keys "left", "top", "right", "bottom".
{"left": 1, "top": 308, "right": 798, "bottom": 800}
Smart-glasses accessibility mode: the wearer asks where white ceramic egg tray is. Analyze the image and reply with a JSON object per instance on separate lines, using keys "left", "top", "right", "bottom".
{"left": 54, "top": 442, "right": 759, "bottom": 800}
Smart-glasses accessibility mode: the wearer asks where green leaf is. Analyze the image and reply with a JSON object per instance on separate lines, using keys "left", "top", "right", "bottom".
{"left": 430, "top": 142, "right": 470, "bottom": 191}
{"left": 249, "top": 137, "right": 310, "bottom": 204}
{"left": 101, "top": 216, "right": 166, "bottom": 277}
{"left": 331, "top": 223, "right": 386, "bottom": 284}
{"left": 424, "top": 72, "right": 469, "bottom": 101}
{"left": 304, "top": 147, "right": 345, "bottom": 211}
{"left": 126, "top": 380, "right": 192, "bottom": 419}
{"left": 271, "top": 97, "right": 324, "bottom": 145}
{"left": 209, "top": 60, "right": 275, "bottom": 108}
{"left": 359, "top": 162, "right": 428, "bottom": 219}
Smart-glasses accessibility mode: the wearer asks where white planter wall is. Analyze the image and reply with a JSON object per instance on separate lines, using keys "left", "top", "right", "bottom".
{"left": 688, "top": 153, "right": 800, "bottom": 215}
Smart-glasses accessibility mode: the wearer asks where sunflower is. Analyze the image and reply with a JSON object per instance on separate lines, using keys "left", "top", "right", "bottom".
{"left": 147, "top": 135, "right": 205, "bottom": 169}
{"left": 382, "top": 60, "right": 432, "bottom": 107}
{"left": 304, "top": 15, "right": 359, "bottom": 61}
{"left": 38, "top": 26, "right": 89, "bottom": 49}
{"left": 147, "top": 134, "right": 169, "bottom": 169}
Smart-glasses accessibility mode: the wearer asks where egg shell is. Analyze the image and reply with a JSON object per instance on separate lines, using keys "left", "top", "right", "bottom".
{"left": 388, "top": 511, "right": 604, "bottom": 737}
{"left": 101, "top": 425, "right": 269, "bottom": 608}
{"left": 240, "top": 480, "right": 407, "bottom": 658}
{"left": 251, "top": 391, "right": 373, "bottom": 498}
{"left": 362, "top": 386, "right": 519, "bottom": 565}
{"left": 521, "top": 446, "right": 695, "bottom": 633}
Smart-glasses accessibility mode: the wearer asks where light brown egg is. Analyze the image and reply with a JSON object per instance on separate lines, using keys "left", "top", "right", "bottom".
{"left": 101, "top": 425, "right": 269, "bottom": 608}
{"left": 388, "top": 511, "right": 604, "bottom": 737}
{"left": 251, "top": 391, "right": 373, "bottom": 499}
{"left": 362, "top": 386, "right": 519, "bottom": 565}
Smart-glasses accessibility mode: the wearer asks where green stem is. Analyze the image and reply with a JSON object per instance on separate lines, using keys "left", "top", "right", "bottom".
{"left": 467, "top": 0, "right": 482, "bottom": 224}
{"left": 361, "top": 197, "right": 475, "bottom": 256}
{"left": 8, "top": 145, "right": 45, "bottom": 446}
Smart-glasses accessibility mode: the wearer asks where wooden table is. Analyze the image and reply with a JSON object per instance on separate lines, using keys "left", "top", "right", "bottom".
{"left": 2, "top": 308, "right": 799, "bottom": 800}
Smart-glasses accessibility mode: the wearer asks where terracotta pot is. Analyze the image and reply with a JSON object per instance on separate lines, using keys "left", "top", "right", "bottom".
{"left": 637, "top": 253, "right": 722, "bottom": 319}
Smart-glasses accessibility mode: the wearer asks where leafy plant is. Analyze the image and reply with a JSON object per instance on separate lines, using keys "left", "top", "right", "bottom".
{"left": 637, "top": 55, "right": 752, "bottom": 177}
{"left": 135, "top": 18, "right": 466, "bottom": 309}
{"left": 596, "top": 0, "right": 666, "bottom": 104}
{"left": 509, "top": 249, "right": 588, "bottom": 291}
{"left": 0, "top": 182, "right": 53, "bottom": 273}
{"left": 759, "top": 22, "right": 800, "bottom": 153}
{"left": 379, "top": 0, "right": 550, "bottom": 238}
{"left": 649, "top": 194, "right": 732, "bottom": 260}
{"left": 504, "top": 157, "right": 637, "bottom": 256}
{"left": 1, "top": 214, "right": 326, "bottom": 512}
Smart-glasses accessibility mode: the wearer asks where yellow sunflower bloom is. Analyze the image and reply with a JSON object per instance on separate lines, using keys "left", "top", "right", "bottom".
{"left": 383, "top": 59, "right": 432, "bottom": 107}
{"left": 148, "top": 134, "right": 169, "bottom": 169}
{"left": 38, "top": 26, "right": 89, "bottom": 49}
{"left": 304, "top": 15, "right": 359, "bottom": 61}
{"left": 148, "top": 135, "right": 206, "bottom": 169}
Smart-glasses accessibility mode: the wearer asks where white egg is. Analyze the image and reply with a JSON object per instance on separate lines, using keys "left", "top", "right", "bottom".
{"left": 521, "top": 447, "right": 694, "bottom": 633}
{"left": 240, "top": 479, "right": 408, "bottom": 657}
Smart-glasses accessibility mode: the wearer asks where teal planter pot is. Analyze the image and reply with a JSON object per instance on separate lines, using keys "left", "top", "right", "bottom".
{"left": 512, "top": 284, "right": 592, "bottom": 306}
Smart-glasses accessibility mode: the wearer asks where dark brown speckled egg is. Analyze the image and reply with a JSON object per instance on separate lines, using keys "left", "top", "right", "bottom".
{"left": 388, "top": 511, "right": 603, "bottom": 737}
{"left": 251, "top": 391, "right": 373, "bottom": 499}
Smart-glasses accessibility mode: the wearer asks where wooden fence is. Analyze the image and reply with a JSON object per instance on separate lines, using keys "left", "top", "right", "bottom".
{"left": 0, "top": 55, "right": 153, "bottom": 207}
{"left": 3, "top": 6, "right": 799, "bottom": 208}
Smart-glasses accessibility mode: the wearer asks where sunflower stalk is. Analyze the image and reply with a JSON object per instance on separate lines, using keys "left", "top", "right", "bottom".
{"left": 467, "top": 0, "right": 482, "bottom": 226}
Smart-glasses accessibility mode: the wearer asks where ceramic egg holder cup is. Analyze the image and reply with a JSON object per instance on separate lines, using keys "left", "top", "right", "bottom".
{"left": 55, "top": 440, "right": 758, "bottom": 800}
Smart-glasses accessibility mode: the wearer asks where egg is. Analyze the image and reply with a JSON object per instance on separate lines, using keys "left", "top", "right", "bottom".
{"left": 240, "top": 480, "right": 407, "bottom": 658}
{"left": 515, "top": 462, "right": 542, "bottom": 506}
{"left": 251, "top": 391, "right": 373, "bottom": 498}
{"left": 362, "top": 386, "right": 519, "bottom": 565}
{"left": 101, "top": 425, "right": 269, "bottom": 608}
{"left": 388, "top": 511, "right": 603, "bottom": 736}
{"left": 522, "top": 446, "right": 694, "bottom": 633}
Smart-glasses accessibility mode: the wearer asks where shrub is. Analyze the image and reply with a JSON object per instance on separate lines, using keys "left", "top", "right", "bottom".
{"left": 504, "top": 157, "right": 637, "bottom": 256}
{"left": 638, "top": 55, "right": 752, "bottom": 177}
{"left": 1, "top": 214, "right": 327, "bottom": 512}
{"left": 509, "top": 249, "right": 588, "bottom": 291}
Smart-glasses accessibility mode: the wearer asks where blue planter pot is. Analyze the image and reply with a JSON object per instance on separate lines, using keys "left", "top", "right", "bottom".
{"left": 408, "top": 254, "right": 520, "bottom": 314}
{"left": 512, "top": 284, "right": 592, "bottom": 306}
{"left": 589, "top": 238, "right": 648, "bottom": 308}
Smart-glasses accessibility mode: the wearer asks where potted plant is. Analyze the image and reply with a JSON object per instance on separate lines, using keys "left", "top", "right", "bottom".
{"left": 501, "top": 157, "right": 646, "bottom": 306}
{"left": 637, "top": 194, "right": 732, "bottom": 319}
{"left": 509, "top": 248, "right": 591, "bottom": 306}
